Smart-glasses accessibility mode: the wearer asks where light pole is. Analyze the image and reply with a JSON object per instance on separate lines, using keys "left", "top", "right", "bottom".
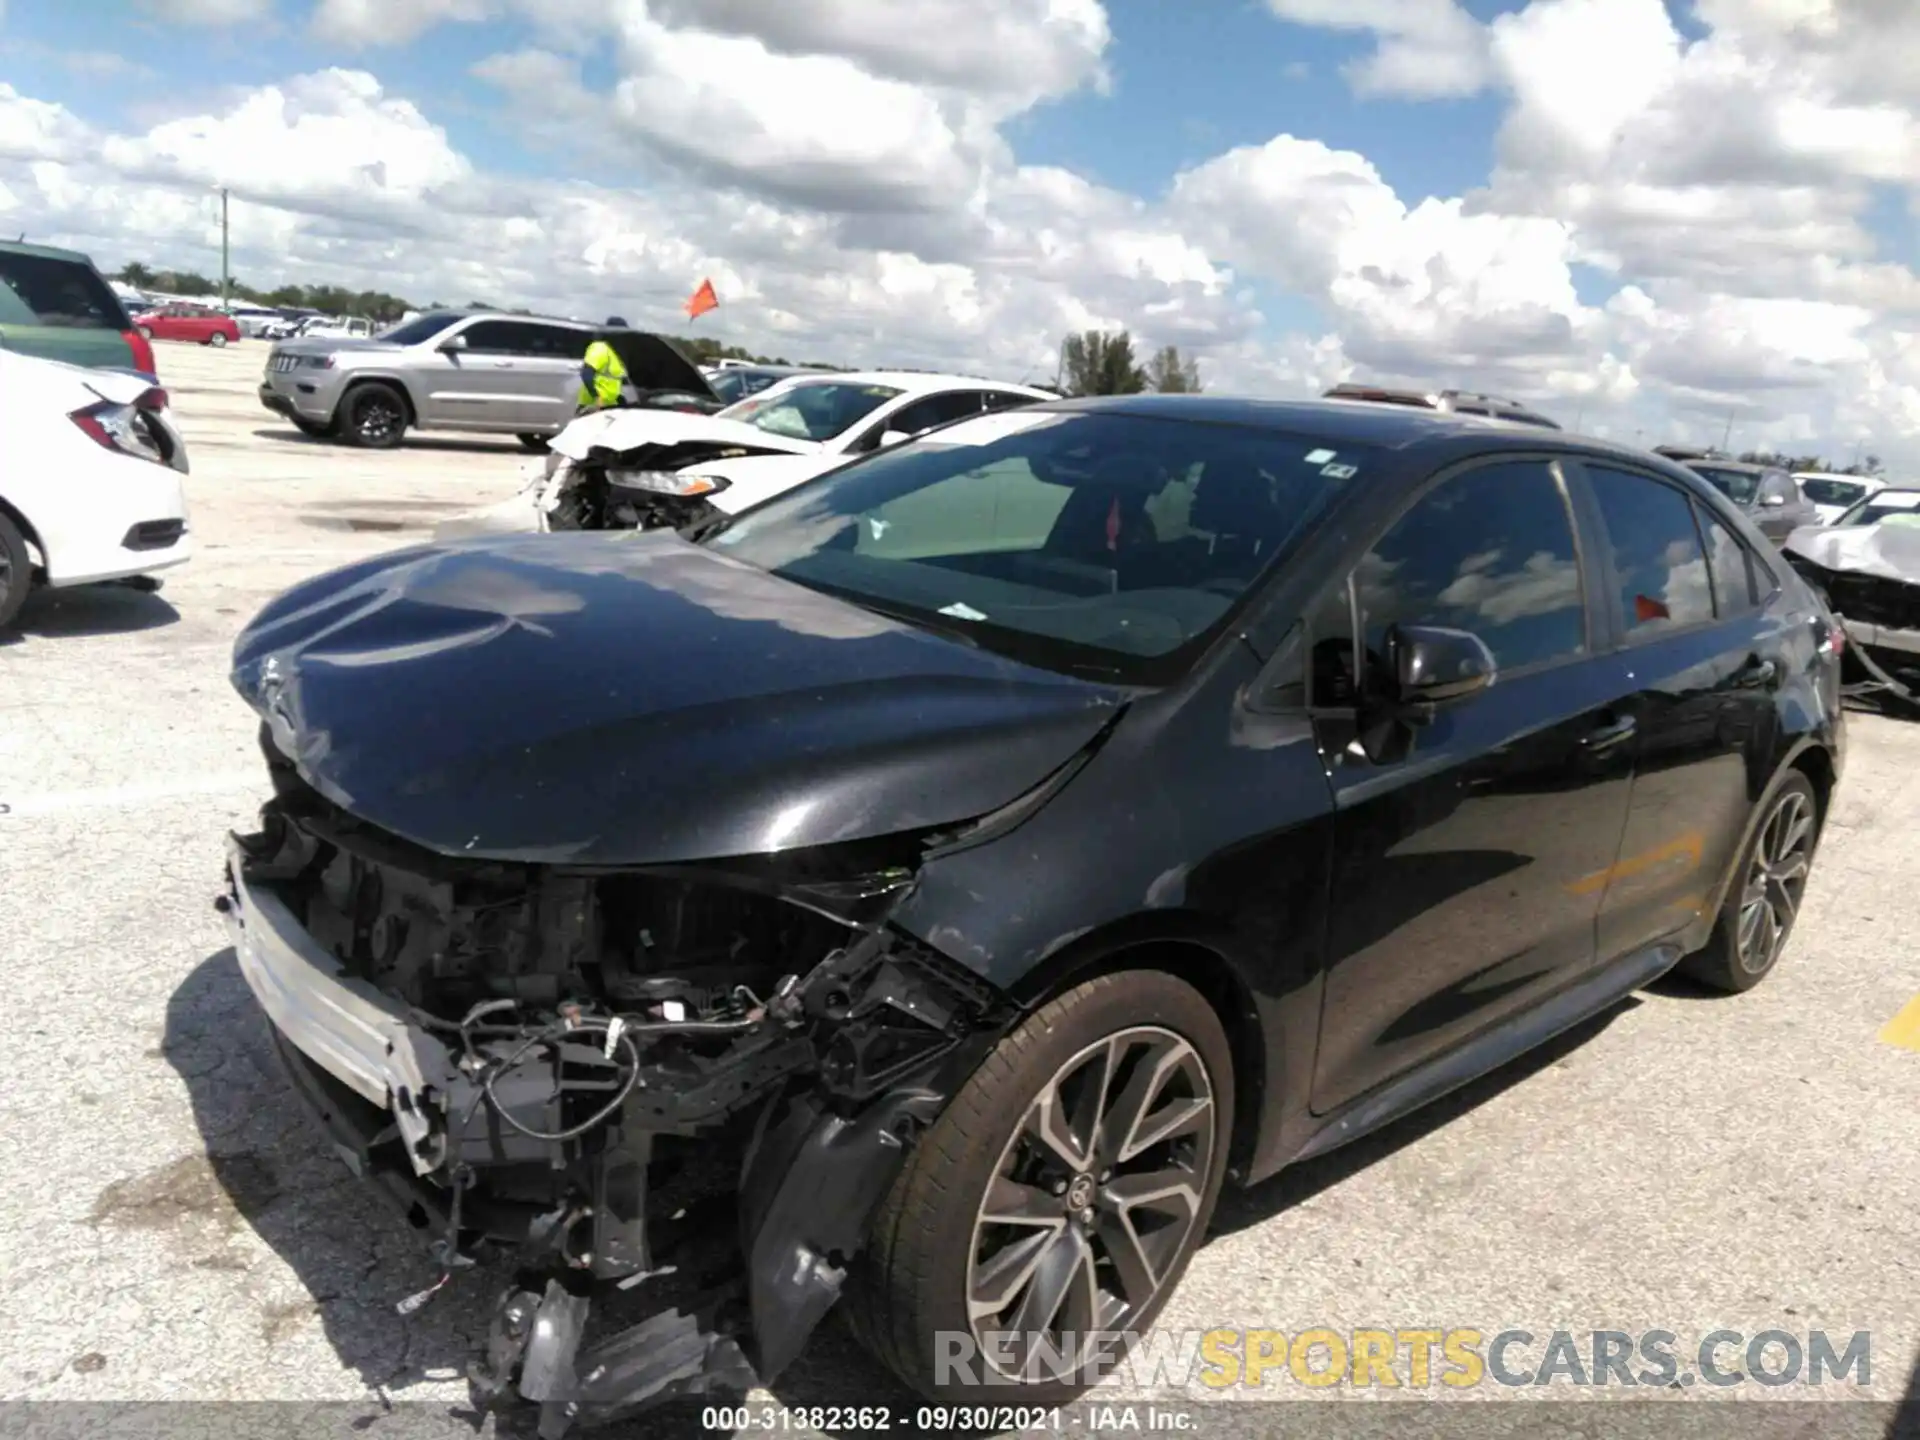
{"left": 218, "top": 187, "right": 230, "bottom": 308}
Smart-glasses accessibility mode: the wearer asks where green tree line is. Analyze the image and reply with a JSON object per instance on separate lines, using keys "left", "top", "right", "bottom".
{"left": 1055, "top": 330, "right": 1203, "bottom": 396}
{"left": 1738, "top": 450, "right": 1884, "bottom": 477}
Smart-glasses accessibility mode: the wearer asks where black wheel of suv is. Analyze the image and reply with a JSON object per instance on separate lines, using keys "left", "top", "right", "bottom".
{"left": 1680, "top": 770, "right": 1820, "bottom": 993}
{"left": 342, "top": 383, "right": 408, "bottom": 449}
{"left": 516, "top": 433, "right": 550, "bottom": 453}
{"left": 291, "top": 416, "right": 334, "bottom": 440}
{"left": 846, "top": 970, "right": 1234, "bottom": 1406}
{"left": 0, "top": 510, "right": 34, "bottom": 632}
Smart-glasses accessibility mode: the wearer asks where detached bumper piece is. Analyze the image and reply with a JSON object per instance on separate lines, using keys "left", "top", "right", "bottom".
{"left": 218, "top": 808, "right": 1004, "bottom": 1435}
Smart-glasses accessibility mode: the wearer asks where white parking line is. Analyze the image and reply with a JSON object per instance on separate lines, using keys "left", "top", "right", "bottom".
{"left": 0, "top": 771, "right": 263, "bottom": 817}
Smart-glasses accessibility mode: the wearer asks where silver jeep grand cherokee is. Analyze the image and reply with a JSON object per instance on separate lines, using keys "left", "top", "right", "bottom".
{"left": 258, "top": 310, "right": 719, "bottom": 451}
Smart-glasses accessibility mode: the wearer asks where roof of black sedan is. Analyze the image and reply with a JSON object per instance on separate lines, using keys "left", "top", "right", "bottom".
{"left": 1037, "top": 391, "right": 1683, "bottom": 472}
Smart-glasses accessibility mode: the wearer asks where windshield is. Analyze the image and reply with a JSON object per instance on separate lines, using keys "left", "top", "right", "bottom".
{"left": 1798, "top": 477, "right": 1869, "bottom": 508}
{"left": 705, "top": 410, "right": 1368, "bottom": 684}
{"left": 719, "top": 380, "right": 902, "bottom": 442}
{"left": 376, "top": 312, "right": 462, "bottom": 345}
{"left": 1838, "top": 490, "right": 1920, "bottom": 526}
{"left": 1689, "top": 465, "right": 1760, "bottom": 505}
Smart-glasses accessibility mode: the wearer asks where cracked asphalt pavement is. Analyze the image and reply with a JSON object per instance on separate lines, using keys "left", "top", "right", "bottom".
{"left": 1, "top": 344, "right": 1916, "bottom": 1434}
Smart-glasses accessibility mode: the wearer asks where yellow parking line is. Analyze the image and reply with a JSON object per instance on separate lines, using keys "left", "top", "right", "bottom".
{"left": 1879, "top": 995, "right": 1920, "bottom": 1053}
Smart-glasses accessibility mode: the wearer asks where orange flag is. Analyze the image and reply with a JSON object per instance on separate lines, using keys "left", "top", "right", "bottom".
{"left": 685, "top": 278, "right": 718, "bottom": 320}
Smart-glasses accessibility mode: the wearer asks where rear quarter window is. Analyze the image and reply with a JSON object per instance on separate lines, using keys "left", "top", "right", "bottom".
{"left": 0, "top": 252, "right": 128, "bottom": 330}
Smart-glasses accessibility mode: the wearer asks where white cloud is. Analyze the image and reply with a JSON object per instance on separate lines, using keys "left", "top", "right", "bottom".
{"left": 1265, "top": 0, "right": 1491, "bottom": 98}
{"left": 643, "top": 0, "right": 1111, "bottom": 107}
{"left": 313, "top": 0, "right": 492, "bottom": 47}
{"left": 6, "top": 0, "right": 1920, "bottom": 469}
{"left": 138, "top": 0, "right": 272, "bottom": 21}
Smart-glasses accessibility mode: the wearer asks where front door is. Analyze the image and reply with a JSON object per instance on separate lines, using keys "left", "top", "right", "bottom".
{"left": 417, "top": 319, "right": 533, "bottom": 429}
{"left": 1309, "top": 458, "right": 1636, "bottom": 1115}
{"left": 1577, "top": 464, "right": 1789, "bottom": 960}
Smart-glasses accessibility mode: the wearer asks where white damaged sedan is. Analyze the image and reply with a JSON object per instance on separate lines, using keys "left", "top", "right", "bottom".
{"left": 0, "top": 349, "right": 192, "bottom": 630}
{"left": 442, "top": 371, "right": 1052, "bottom": 539}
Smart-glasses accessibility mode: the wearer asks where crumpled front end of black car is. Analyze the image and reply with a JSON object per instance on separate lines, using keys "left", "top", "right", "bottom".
{"left": 218, "top": 744, "right": 1009, "bottom": 1436}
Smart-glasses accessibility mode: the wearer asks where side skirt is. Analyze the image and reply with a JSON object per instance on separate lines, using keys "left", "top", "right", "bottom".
{"left": 1291, "top": 942, "right": 1681, "bottom": 1165}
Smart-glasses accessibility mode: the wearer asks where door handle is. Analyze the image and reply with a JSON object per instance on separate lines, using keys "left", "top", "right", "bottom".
{"left": 1580, "top": 713, "right": 1637, "bottom": 752}
{"left": 1736, "top": 656, "right": 1779, "bottom": 689}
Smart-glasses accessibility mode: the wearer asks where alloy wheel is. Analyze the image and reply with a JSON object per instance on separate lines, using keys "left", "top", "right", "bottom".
{"left": 356, "top": 395, "right": 403, "bottom": 444}
{"left": 967, "top": 1026, "right": 1215, "bottom": 1383}
{"left": 0, "top": 546, "right": 12, "bottom": 600}
{"left": 1736, "top": 787, "right": 1815, "bottom": 974}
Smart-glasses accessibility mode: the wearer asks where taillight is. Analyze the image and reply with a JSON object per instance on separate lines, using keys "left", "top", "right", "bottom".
{"left": 123, "top": 329, "right": 157, "bottom": 379}
{"left": 71, "top": 398, "right": 168, "bottom": 465}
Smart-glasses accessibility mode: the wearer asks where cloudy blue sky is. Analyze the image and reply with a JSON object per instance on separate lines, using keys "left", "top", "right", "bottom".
{"left": 2, "top": 0, "right": 1916, "bottom": 463}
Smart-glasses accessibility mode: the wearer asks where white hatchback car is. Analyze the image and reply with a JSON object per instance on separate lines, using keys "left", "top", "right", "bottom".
{"left": 0, "top": 350, "right": 192, "bottom": 630}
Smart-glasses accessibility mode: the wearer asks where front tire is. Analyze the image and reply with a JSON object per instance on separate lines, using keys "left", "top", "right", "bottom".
{"left": 341, "top": 383, "right": 408, "bottom": 449}
{"left": 0, "top": 510, "right": 31, "bottom": 631}
{"left": 847, "top": 970, "right": 1234, "bottom": 1406}
{"left": 137, "top": 326, "right": 153, "bottom": 340}
{"left": 516, "top": 433, "right": 551, "bottom": 453}
{"left": 1680, "top": 770, "right": 1820, "bottom": 992}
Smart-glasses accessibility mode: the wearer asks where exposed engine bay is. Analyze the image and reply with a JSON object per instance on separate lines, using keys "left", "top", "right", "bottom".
{"left": 218, "top": 737, "right": 1009, "bottom": 1435}
{"left": 1785, "top": 525, "right": 1920, "bottom": 708}
{"left": 534, "top": 440, "right": 784, "bottom": 533}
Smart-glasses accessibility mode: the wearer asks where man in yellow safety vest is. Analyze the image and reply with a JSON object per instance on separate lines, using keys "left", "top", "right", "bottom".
{"left": 576, "top": 317, "right": 630, "bottom": 413}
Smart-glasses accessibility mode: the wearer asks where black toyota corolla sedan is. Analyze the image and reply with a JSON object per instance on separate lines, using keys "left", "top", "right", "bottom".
{"left": 218, "top": 396, "right": 1843, "bottom": 1430}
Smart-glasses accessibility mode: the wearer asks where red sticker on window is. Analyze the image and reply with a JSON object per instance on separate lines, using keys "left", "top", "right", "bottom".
{"left": 1634, "top": 594, "right": 1670, "bottom": 622}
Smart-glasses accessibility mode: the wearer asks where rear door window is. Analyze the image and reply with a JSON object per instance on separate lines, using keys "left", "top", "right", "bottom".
{"left": 1587, "top": 467, "right": 1716, "bottom": 638}
{"left": 1694, "top": 505, "right": 1759, "bottom": 617}
{"left": 0, "top": 253, "right": 127, "bottom": 329}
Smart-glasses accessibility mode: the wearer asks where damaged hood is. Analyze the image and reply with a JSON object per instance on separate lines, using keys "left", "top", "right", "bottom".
{"left": 549, "top": 409, "right": 820, "bottom": 463}
{"left": 1784, "top": 521, "right": 1920, "bottom": 584}
{"left": 230, "top": 531, "right": 1126, "bottom": 865}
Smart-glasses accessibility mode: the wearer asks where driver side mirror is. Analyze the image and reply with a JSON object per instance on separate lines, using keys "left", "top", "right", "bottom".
{"left": 1384, "top": 623, "right": 1497, "bottom": 719}
{"left": 437, "top": 334, "right": 468, "bottom": 353}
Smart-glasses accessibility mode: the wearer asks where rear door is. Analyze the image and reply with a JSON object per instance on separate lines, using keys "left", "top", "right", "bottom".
{"left": 516, "top": 322, "right": 592, "bottom": 432}
{"left": 0, "top": 250, "right": 136, "bottom": 371}
{"left": 1570, "top": 463, "right": 1788, "bottom": 962}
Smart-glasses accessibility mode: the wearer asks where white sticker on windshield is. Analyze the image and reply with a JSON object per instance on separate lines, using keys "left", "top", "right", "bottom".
{"left": 1321, "top": 462, "right": 1359, "bottom": 479}
{"left": 869, "top": 517, "right": 891, "bottom": 539}
{"left": 1304, "top": 448, "right": 1337, "bottom": 464}
{"left": 939, "top": 602, "right": 989, "bottom": 621}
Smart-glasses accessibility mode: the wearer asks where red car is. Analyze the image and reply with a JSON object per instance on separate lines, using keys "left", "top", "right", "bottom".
{"left": 133, "top": 305, "right": 240, "bottom": 347}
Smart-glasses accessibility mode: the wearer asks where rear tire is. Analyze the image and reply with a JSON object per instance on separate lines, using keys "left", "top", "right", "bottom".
{"left": 137, "top": 326, "right": 153, "bottom": 340}
{"left": 341, "top": 383, "right": 408, "bottom": 449}
{"left": 1680, "top": 770, "right": 1820, "bottom": 993}
{"left": 209, "top": 332, "right": 228, "bottom": 348}
{"left": 0, "top": 511, "right": 33, "bottom": 632}
{"left": 845, "top": 970, "right": 1234, "bottom": 1407}
{"left": 516, "top": 433, "right": 551, "bottom": 453}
